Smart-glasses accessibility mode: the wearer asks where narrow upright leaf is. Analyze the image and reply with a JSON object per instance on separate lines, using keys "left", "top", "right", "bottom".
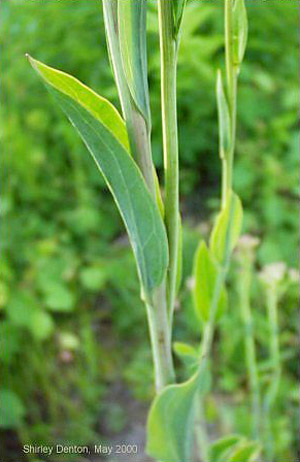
{"left": 210, "top": 191, "right": 243, "bottom": 264}
{"left": 147, "top": 370, "right": 208, "bottom": 462}
{"left": 176, "top": 214, "right": 183, "bottom": 293}
{"left": 28, "top": 57, "right": 168, "bottom": 299}
{"left": 233, "top": 0, "right": 248, "bottom": 67}
{"left": 118, "top": 0, "right": 150, "bottom": 123}
{"left": 102, "top": 0, "right": 130, "bottom": 119}
{"left": 228, "top": 441, "right": 261, "bottom": 462}
{"left": 216, "top": 69, "right": 231, "bottom": 158}
{"left": 208, "top": 435, "right": 244, "bottom": 462}
{"left": 173, "top": 0, "right": 187, "bottom": 38}
{"left": 193, "top": 241, "right": 227, "bottom": 322}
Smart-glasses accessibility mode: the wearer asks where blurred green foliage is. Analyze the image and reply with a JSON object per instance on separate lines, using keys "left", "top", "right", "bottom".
{"left": 1, "top": 0, "right": 298, "bottom": 461}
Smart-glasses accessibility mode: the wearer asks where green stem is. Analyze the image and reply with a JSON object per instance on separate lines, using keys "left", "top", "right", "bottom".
{"left": 158, "top": 0, "right": 180, "bottom": 322}
{"left": 146, "top": 284, "right": 175, "bottom": 392}
{"left": 195, "top": 323, "right": 212, "bottom": 462}
{"left": 102, "top": 0, "right": 156, "bottom": 197}
{"left": 103, "top": 0, "right": 174, "bottom": 394}
{"left": 223, "top": 0, "right": 238, "bottom": 208}
{"left": 238, "top": 258, "right": 261, "bottom": 440}
{"left": 195, "top": 395, "right": 209, "bottom": 462}
{"left": 264, "top": 287, "right": 281, "bottom": 461}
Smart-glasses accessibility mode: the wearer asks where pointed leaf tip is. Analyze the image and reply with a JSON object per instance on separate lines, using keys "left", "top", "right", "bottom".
{"left": 28, "top": 58, "right": 169, "bottom": 298}
{"left": 210, "top": 191, "right": 243, "bottom": 264}
{"left": 193, "top": 241, "right": 227, "bottom": 323}
{"left": 233, "top": 0, "right": 248, "bottom": 67}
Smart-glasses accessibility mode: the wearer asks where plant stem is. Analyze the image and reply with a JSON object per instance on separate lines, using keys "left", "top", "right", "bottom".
{"left": 264, "top": 287, "right": 281, "bottom": 461}
{"left": 200, "top": 268, "right": 227, "bottom": 366}
{"left": 103, "top": 0, "right": 175, "bottom": 394}
{"left": 195, "top": 322, "right": 213, "bottom": 462}
{"left": 195, "top": 394, "right": 209, "bottom": 462}
{"left": 238, "top": 258, "right": 261, "bottom": 440}
{"left": 223, "top": 0, "right": 238, "bottom": 208}
{"left": 158, "top": 0, "right": 180, "bottom": 322}
{"left": 146, "top": 285, "right": 175, "bottom": 392}
{"left": 102, "top": 0, "right": 156, "bottom": 197}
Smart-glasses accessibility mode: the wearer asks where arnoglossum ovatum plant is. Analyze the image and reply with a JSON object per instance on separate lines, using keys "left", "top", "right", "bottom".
{"left": 28, "top": 0, "right": 261, "bottom": 461}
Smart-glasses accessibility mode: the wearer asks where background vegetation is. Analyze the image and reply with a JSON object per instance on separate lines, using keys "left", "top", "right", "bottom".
{"left": 1, "top": 0, "right": 298, "bottom": 461}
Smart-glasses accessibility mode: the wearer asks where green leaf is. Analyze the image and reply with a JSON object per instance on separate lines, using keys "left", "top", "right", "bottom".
{"left": 154, "top": 168, "right": 165, "bottom": 219}
{"left": 208, "top": 435, "right": 244, "bottom": 462}
{"left": 29, "top": 310, "right": 54, "bottom": 340}
{"left": 102, "top": 0, "right": 131, "bottom": 115}
{"left": 228, "top": 441, "right": 261, "bottom": 462}
{"left": 147, "top": 370, "right": 207, "bottom": 462}
{"left": 79, "top": 266, "right": 108, "bottom": 292}
{"left": 193, "top": 241, "right": 227, "bottom": 322}
{"left": 44, "top": 283, "right": 75, "bottom": 312}
{"left": 7, "top": 292, "right": 39, "bottom": 327}
{"left": 216, "top": 69, "right": 231, "bottom": 158}
{"left": 173, "top": 342, "right": 198, "bottom": 361}
{"left": 173, "top": 0, "right": 187, "bottom": 38}
{"left": 210, "top": 191, "right": 243, "bottom": 264}
{"left": 0, "top": 390, "right": 25, "bottom": 429}
{"left": 28, "top": 55, "right": 129, "bottom": 151}
{"left": 233, "top": 0, "right": 248, "bottom": 67}
{"left": 118, "top": 0, "right": 150, "bottom": 123}
{"left": 0, "top": 322, "right": 20, "bottom": 363}
{"left": 28, "top": 57, "right": 168, "bottom": 299}
{"left": 6, "top": 291, "right": 54, "bottom": 340}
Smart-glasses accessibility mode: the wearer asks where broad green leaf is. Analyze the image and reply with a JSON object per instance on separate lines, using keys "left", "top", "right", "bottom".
{"left": 208, "top": 435, "right": 244, "bottom": 462}
{"left": 233, "top": 0, "right": 248, "bottom": 67}
{"left": 210, "top": 191, "right": 243, "bottom": 264}
{"left": 118, "top": 0, "right": 150, "bottom": 123}
{"left": 147, "top": 370, "right": 208, "bottom": 462}
{"left": 228, "top": 441, "right": 261, "bottom": 462}
{"left": 193, "top": 241, "right": 227, "bottom": 322}
{"left": 28, "top": 57, "right": 168, "bottom": 298}
{"left": 216, "top": 70, "right": 231, "bottom": 158}
{"left": 173, "top": 0, "right": 187, "bottom": 38}
{"left": 28, "top": 55, "right": 129, "bottom": 152}
{"left": 0, "top": 390, "right": 25, "bottom": 429}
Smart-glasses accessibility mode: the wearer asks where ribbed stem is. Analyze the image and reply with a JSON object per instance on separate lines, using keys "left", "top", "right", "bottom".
{"left": 102, "top": 0, "right": 156, "bottom": 197}
{"left": 158, "top": 0, "right": 180, "bottom": 322}
{"left": 146, "top": 285, "right": 175, "bottom": 392}
{"left": 223, "top": 0, "right": 238, "bottom": 208}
